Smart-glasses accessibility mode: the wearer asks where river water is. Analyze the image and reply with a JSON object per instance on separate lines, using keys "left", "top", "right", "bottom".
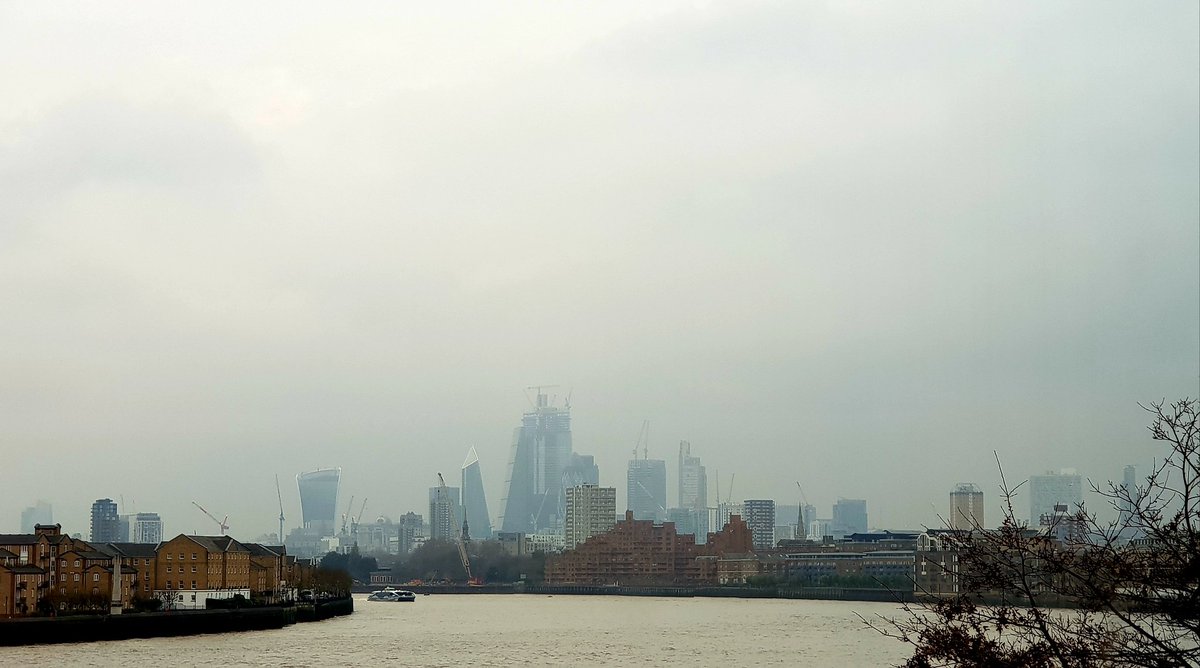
{"left": 1, "top": 594, "right": 912, "bottom": 666}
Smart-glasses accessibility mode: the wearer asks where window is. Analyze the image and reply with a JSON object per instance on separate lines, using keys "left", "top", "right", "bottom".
{"left": 73, "top": 574, "right": 79, "bottom": 582}
{"left": 60, "top": 559, "right": 66, "bottom": 569}
{"left": 191, "top": 553, "right": 197, "bottom": 560}
{"left": 166, "top": 582, "right": 171, "bottom": 589}
{"left": 191, "top": 566, "right": 197, "bottom": 573}
{"left": 166, "top": 565, "right": 172, "bottom": 573}
{"left": 93, "top": 573, "right": 100, "bottom": 582}
{"left": 191, "top": 581, "right": 197, "bottom": 589}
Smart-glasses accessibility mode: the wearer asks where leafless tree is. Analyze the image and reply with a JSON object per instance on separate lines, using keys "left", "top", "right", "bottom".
{"left": 872, "top": 399, "right": 1198, "bottom": 667}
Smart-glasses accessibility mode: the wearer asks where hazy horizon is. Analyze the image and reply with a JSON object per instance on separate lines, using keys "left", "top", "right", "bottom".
{"left": 2, "top": 2, "right": 1197, "bottom": 539}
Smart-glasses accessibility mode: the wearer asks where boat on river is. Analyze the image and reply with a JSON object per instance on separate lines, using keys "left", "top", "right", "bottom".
{"left": 367, "top": 587, "right": 416, "bottom": 602}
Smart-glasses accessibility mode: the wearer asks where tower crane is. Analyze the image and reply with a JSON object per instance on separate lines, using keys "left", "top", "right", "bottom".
{"left": 191, "top": 501, "right": 229, "bottom": 535}
{"left": 351, "top": 498, "right": 368, "bottom": 543}
{"left": 340, "top": 495, "right": 355, "bottom": 536}
{"left": 275, "top": 475, "right": 286, "bottom": 543}
{"left": 437, "top": 472, "right": 480, "bottom": 585}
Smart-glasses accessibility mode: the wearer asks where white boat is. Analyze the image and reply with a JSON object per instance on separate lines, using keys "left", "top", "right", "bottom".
{"left": 367, "top": 587, "right": 416, "bottom": 602}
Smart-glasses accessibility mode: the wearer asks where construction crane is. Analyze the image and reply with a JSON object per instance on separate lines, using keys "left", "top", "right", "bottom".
{"left": 437, "top": 472, "right": 480, "bottom": 585}
{"left": 796, "top": 482, "right": 809, "bottom": 540}
{"left": 340, "top": 495, "right": 355, "bottom": 536}
{"left": 275, "top": 475, "right": 286, "bottom": 543}
{"left": 351, "top": 498, "right": 368, "bottom": 543}
{"left": 191, "top": 501, "right": 229, "bottom": 535}
{"left": 632, "top": 419, "right": 650, "bottom": 459}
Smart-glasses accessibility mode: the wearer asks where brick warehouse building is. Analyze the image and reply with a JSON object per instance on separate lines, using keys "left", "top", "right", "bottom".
{"left": 544, "top": 512, "right": 753, "bottom": 585}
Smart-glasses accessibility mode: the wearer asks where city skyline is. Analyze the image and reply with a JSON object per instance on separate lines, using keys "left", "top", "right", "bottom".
{"left": 0, "top": 2, "right": 1195, "bottom": 541}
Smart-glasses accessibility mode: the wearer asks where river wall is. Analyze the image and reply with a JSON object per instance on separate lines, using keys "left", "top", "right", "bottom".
{"left": 387, "top": 583, "right": 915, "bottom": 603}
{"left": 0, "top": 598, "right": 353, "bottom": 647}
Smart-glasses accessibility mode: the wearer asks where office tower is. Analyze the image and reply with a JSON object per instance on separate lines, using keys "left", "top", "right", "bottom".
{"left": 118, "top": 514, "right": 132, "bottom": 542}
{"left": 564, "top": 453, "right": 600, "bottom": 487}
{"left": 627, "top": 459, "right": 667, "bottom": 522}
{"left": 19, "top": 501, "right": 53, "bottom": 533}
{"left": 801, "top": 504, "right": 817, "bottom": 539}
{"left": 297, "top": 468, "right": 341, "bottom": 537}
{"left": 397, "top": 512, "right": 423, "bottom": 555}
{"left": 565, "top": 484, "right": 616, "bottom": 549}
{"left": 90, "top": 498, "right": 120, "bottom": 543}
{"left": 949, "top": 483, "right": 984, "bottom": 531}
{"left": 677, "top": 441, "right": 707, "bottom": 514}
{"left": 131, "top": 512, "right": 163, "bottom": 544}
{"left": 831, "top": 498, "right": 868, "bottom": 537}
{"left": 500, "top": 390, "right": 573, "bottom": 533}
{"left": 1029, "top": 470, "right": 1083, "bottom": 525}
{"left": 743, "top": 499, "right": 776, "bottom": 549}
{"left": 461, "top": 447, "right": 493, "bottom": 540}
{"left": 429, "top": 486, "right": 462, "bottom": 541}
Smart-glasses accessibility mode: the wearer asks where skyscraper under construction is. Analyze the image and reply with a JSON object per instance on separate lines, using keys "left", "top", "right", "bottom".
{"left": 500, "top": 389, "right": 574, "bottom": 533}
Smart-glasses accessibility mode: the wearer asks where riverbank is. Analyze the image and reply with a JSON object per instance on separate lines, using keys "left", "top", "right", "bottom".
{"left": 0, "top": 598, "right": 353, "bottom": 646}
{"left": 358, "top": 582, "right": 914, "bottom": 603}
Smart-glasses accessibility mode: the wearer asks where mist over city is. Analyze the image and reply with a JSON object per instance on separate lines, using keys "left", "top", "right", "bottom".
{"left": 1, "top": 4, "right": 1198, "bottom": 662}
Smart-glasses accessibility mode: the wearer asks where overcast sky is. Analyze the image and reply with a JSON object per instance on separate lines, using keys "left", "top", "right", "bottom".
{"left": 2, "top": 1, "right": 1197, "bottom": 538}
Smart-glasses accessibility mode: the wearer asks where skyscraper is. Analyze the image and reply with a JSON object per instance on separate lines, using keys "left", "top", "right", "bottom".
{"left": 565, "top": 484, "right": 616, "bottom": 549}
{"left": 461, "top": 447, "right": 493, "bottom": 540}
{"left": 132, "top": 512, "right": 163, "bottom": 544}
{"left": 90, "top": 498, "right": 119, "bottom": 543}
{"left": 429, "top": 485, "right": 462, "bottom": 541}
{"left": 500, "top": 390, "right": 573, "bottom": 533}
{"left": 19, "top": 501, "right": 53, "bottom": 533}
{"left": 677, "top": 441, "right": 707, "bottom": 513}
{"left": 831, "top": 498, "right": 868, "bottom": 537}
{"left": 677, "top": 441, "right": 709, "bottom": 541}
{"left": 743, "top": 499, "right": 776, "bottom": 549}
{"left": 297, "top": 468, "right": 341, "bottom": 537}
{"left": 1029, "top": 470, "right": 1083, "bottom": 526}
{"left": 627, "top": 459, "right": 667, "bottom": 522}
{"left": 949, "top": 482, "right": 984, "bottom": 531}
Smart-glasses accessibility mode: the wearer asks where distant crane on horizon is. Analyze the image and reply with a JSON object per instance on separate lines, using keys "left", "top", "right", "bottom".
{"left": 275, "top": 475, "right": 286, "bottom": 543}
{"left": 191, "top": 501, "right": 229, "bottom": 535}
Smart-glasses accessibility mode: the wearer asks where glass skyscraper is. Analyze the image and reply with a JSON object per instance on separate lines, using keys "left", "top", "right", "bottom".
{"left": 297, "top": 468, "right": 341, "bottom": 537}
{"left": 462, "top": 446, "right": 493, "bottom": 539}
{"left": 500, "top": 391, "right": 573, "bottom": 533}
{"left": 627, "top": 458, "right": 667, "bottom": 522}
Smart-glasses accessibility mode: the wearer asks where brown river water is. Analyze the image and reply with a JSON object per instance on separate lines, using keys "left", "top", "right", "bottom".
{"left": 0, "top": 594, "right": 912, "bottom": 666}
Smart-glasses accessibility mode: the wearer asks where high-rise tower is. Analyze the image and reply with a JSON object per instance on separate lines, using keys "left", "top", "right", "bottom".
{"left": 500, "top": 389, "right": 573, "bottom": 533}
{"left": 297, "top": 468, "right": 341, "bottom": 537}
{"left": 949, "top": 483, "right": 984, "bottom": 531}
{"left": 461, "top": 447, "right": 493, "bottom": 540}
{"left": 90, "top": 498, "right": 119, "bottom": 543}
{"left": 627, "top": 459, "right": 667, "bottom": 522}
{"left": 1029, "top": 470, "right": 1082, "bottom": 526}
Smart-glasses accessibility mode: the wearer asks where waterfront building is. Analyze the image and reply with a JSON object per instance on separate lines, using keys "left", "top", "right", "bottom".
{"left": 1029, "top": 470, "right": 1083, "bottom": 526}
{"left": 832, "top": 498, "right": 868, "bottom": 538}
{"left": 500, "top": 390, "right": 574, "bottom": 534}
{"left": 545, "top": 512, "right": 753, "bottom": 585}
{"left": 743, "top": 499, "right": 776, "bottom": 550}
{"left": 90, "top": 499, "right": 120, "bottom": 544}
{"left": 429, "top": 486, "right": 462, "bottom": 541}
{"left": 526, "top": 532, "right": 565, "bottom": 553}
{"left": 19, "top": 501, "right": 52, "bottom": 534}
{"left": 949, "top": 483, "right": 984, "bottom": 531}
{"left": 461, "top": 447, "right": 493, "bottom": 540}
{"left": 627, "top": 459, "right": 667, "bottom": 522}
{"left": 565, "top": 484, "right": 616, "bottom": 550}
{"left": 297, "top": 469, "right": 341, "bottom": 537}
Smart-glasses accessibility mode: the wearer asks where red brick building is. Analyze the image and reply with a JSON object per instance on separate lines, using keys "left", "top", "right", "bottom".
{"left": 545, "top": 513, "right": 753, "bottom": 585}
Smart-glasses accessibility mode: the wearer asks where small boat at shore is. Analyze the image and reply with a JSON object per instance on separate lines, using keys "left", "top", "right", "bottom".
{"left": 367, "top": 587, "right": 416, "bottom": 602}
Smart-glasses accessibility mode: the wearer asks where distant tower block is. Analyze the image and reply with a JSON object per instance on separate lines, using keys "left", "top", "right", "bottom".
{"left": 297, "top": 468, "right": 341, "bottom": 537}
{"left": 949, "top": 483, "right": 984, "bottom": 531}
{"left": 462, "top": 447, "right": 493, "bottom": 540}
